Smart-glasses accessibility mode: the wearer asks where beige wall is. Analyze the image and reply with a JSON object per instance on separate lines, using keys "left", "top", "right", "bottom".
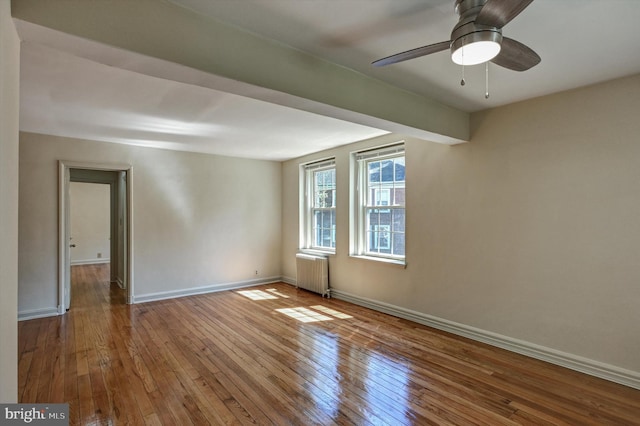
{"left": 0, "top": 0, "right": 20, "bottom": 402}
{"left": 282, "top": 74, "right": 640, "bottom": 375}
{"left": 70, "top": 182, "right": 111, "bottom": 264}
{"left": 19, "top": 133, "right": 282, "bottom": 313}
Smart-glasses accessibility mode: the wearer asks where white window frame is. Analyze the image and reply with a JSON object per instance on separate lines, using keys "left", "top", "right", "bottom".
{"left": 351, "top": 143, "right": 405, "bottom": 264}
{"left": 300, "top": 158, "right": 336, "bottom": 253}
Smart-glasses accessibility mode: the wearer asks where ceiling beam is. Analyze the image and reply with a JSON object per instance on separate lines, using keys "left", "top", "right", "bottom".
{"left": 12, "top": 0, "right": 469, "bottom": 144}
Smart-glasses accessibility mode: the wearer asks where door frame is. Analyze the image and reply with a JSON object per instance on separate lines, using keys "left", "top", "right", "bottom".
{"left": 58, "top": 160, "right": 134, "bottom": 312}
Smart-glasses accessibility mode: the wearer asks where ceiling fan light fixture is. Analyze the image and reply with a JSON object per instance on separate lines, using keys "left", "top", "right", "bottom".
{"left": 451, "top": 30, "right": 502, "bottom": 66}
{"left": 371, "top": 0, "right": 540, "bottom": 72}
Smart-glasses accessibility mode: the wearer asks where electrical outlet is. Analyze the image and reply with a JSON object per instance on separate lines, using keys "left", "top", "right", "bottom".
{"left": 97, "top": 253, "right": 102, "bottom": 258}
{"left": 255, "top": 270, "right": 258, "bottom": 275}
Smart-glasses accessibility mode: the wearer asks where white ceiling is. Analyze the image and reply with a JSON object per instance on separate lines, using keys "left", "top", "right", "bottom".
{"left": 19, "top": 42, "right": 388, "bottom": 161}
{"left": 17, "top": 0, "right": 640, "bottom": 161}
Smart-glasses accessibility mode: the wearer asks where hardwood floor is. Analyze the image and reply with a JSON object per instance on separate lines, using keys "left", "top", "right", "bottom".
{"left": 18, "top": 265, "right": 640, "bottom": 425}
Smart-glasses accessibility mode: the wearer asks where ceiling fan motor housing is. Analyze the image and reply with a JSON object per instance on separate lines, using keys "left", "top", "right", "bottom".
{"left": 451, "top": 0, "right": 502, "bottom": 64}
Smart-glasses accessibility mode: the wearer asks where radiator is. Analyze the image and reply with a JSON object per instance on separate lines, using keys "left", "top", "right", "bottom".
{"left": 295, "top": 253, "right": 330, "bottom": 297}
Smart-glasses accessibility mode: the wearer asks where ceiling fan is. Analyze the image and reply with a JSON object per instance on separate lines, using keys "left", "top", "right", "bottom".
{"left": 372, "top": 0, "right": 540, "bottom": 72}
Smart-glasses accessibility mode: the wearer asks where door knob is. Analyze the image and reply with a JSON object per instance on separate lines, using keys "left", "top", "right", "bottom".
{"left": 70, "top": 244, "right": 76, "bottom": 248}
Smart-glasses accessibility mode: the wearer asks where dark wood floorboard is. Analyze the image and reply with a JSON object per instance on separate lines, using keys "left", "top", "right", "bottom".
{"left": 18, "top": 264, "right": 640, "bottom": 425}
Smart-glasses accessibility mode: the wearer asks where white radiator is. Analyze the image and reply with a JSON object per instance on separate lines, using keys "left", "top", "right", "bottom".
{"left": 295, "top": 253, "right": 330, "bottom": 297}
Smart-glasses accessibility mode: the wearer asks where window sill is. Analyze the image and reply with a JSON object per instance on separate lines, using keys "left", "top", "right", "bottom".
{"left": 299, "top": 249, "right": 335, "bottom": 257}
{"left": 349, "top": 255, "right": 406, "bottom": 268}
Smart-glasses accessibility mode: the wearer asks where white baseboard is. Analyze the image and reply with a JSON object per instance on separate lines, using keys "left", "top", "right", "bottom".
{"left": 281, "top": 275, "right": 296, "bottom": 286}
{"left": 133, "top": 276, "right": 282, "bottom": 304}
{"left": 18, "top": 307, "right": 59, "bottom": 321}
{"left": 331, "top": 289, "right": 640, "bottom": 391}
{"left": 71, "top": 258, "right": 110, "bottom": 266}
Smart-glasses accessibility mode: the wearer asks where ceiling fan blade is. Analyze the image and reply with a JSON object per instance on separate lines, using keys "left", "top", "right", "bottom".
{"left": 475, "top": 0, "right": 534, "bottom": 28}
{"left": 372, "top": 41, "right": 450, "bottom": 67}
{"left": 491, "top": 37, "right": 540, "bottom": 71}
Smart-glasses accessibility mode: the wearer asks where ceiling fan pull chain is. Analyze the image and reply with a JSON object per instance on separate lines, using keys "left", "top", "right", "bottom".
{"left": 460, "top": 37, "right": 466, "bottom": 86}
{"left": 485, "top": 61, "right": 490, "bottom": 99}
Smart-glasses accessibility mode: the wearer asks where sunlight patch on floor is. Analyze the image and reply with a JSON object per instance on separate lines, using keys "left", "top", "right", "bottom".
{"left": 266, "top": 288, "right": 290, "bottom": 298}
{"left": 237, "top": 289, "right": 278, "bottom": 300}
{"left": 275, "top": 307, "right": 333, "bottom": 323}
{"left": 310, "top": 305, "right": 353, "bottom": 319}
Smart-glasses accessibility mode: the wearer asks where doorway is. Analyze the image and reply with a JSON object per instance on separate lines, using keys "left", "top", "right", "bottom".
{"left": 58, "top": 161, "right": 133, "bottom": 313}
{"left": 69, "top": 181, "right": 117, "bottom": 308}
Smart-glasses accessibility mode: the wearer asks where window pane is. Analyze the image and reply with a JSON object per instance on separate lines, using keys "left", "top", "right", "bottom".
{"left": 321, "top": 228, "right": 332, "bottom": 247}
{"left": 367, "top": 223, "right": 391, "bottom": 253}
{"left": 319, "top": 189, "right": 334, "bottom": 208}
{"left": 370, "top": 188, "right": 390, "bottom": 206}
{"left": 392, "top": 233, "right": 405, "bottom": 256}
{"left": 394, "top": 157, "right": 405, "bottom": 182}
{"left": 368, "top": 161, "right": 381, "bottom": 184}
{"left": 321, "top": 210, "right": 332, "bottom": 228}
{"left": 313, "top": 210, "right": 322, "bottom": 233}
{"left": 312, "top": 209, "right": 336, "bottom": 248}
{"left": 314, "top": 169, "right": 335, "bottom": 208}
{"left": 365, "top": 206, "right": 406, "bottom": 256}
{"left": 392, "top": 187, "right": 405, "bottom": 206}
{"left": 367, "top": 158, "right": 405, "bottom": 206}
{"left": 381, "top": 159, "right": 394, "bottom": 182}
{"left": 392, "top": 209, "right": 405, "bottom": 233}
{"left": 367, "top": 208, "right": 380, "bottom": 228}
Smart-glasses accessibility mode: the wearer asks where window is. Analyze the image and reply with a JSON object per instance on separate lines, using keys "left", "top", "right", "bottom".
{"left": 302, "top": 159, "right": 336, "bottom": 252}
{"left": 353, "top": 144, "right": 405, "bottom": 261}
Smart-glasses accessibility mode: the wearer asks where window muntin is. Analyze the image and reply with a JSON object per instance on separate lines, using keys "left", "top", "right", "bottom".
{"left": 354, "top": 145, "right": 405, "bottom": 261}
{"left": 303, "top": 160, "right": 336, "bottom": 252}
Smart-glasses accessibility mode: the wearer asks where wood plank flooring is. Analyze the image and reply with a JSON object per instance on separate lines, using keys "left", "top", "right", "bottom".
{"left": 18, "top": 264, "right": 640, "bottom": 425}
